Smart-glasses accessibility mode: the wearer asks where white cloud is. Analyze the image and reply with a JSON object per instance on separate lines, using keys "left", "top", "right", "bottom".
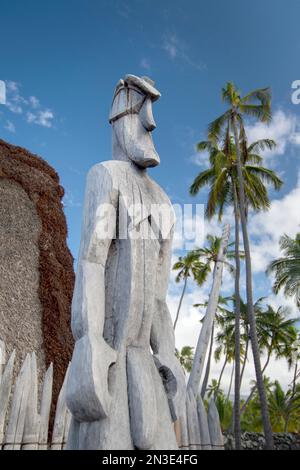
{"left": 4, "top": 120, "right": 16, "bottom": 133}
{"left": 163, "top": 35, "right": 178, "bottom": 59}
{"left": 6, "top": 101, "right": 23, "bottom": 114}
{"left": 26, "top": 112, "right": 36, "bottom": 124}
{"left": 3, "top": 80, "right": 54, "bottom": 129}
{"left": 140, "top": 58, "right": 151, "bottom": 70}
{"left": 246, "top": 109, "right": 300, "bottom": 158}
{"left": 189, "top": 150, "right": 210, "bottom": 168}
{"left": 249, "top": 170, "right": 300, "bottom": 274}
{"left": 0, "top": 81, "right": 6, "bottom": 105}
{"left": 26, "top": 109, "right": 54, "bottom": 128}
{"left": 36, "top": 110, "right": 54, "bottom": 128}
{"left": 29, "top": 95, "right": 40, "bottom": 109}
{"left": 162, "top": 34, "right": 206, "bottom": 71}
{"left": 6, "top": 81, "right": 19, "bottom": 93}
{"left": 63, "top": 191, "right": 82, "bottom": 208}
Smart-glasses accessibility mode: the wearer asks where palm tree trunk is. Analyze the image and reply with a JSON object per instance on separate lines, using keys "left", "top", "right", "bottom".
{"left": 233, "top": 181, "right": 241, "bottom": 449}
{"left": 216, "top": 354, "right": 228, "bottom": 394}
{"left": 201, "top": 322, "right": 215, "bottom": 399}
{"left": 173, "top": 277, "right": 188, "bottom": 330}
{"left": 240, "top": 331, "right": 249, "bottom": 390}
{"left": 285, "top": 361, "right": 298, "bottom": 432}
{"left": 188, "top": 224, "right": 230, "bottom": 395}
{"left": 227, "top": 361, "right": 235, "bottom": 402}
{"left": 232, "top": 112, "right": 274, "bottom": 449}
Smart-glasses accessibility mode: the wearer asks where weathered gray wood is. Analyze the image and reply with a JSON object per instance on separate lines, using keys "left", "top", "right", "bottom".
{"left": 186, "top": 388, "right": 201, "bottom": 450}
{"left": 66, "top": 75, "right": 186, "bottom": 450}
{"left": 51, "top": 364, "right": 70, "bottom": 450}
{"left": 0, "top": 350, "right": 15, "bottom": 448}
{"left": 196, "top": 395, "right": 211, "bottom": 450}
{"left": 38, "top": 363, "right": 53, "bottom": 450}
{"left": 63, "top": 408, "right": 72, "bottom": 450}
{"left": 4, "top": 354, "right": 31, "bottom": 450}
{"left": 188, "top": 224, "right": 231, "bottom": 396}
{"left": 0, "top": 340, "right": 6, "bottom": 384}
{"left": 22, "top": 353, "right": 40, "bottom": 450}
{"left": 178, "top": 412, "right": 189, "bottom": 450}
{"left": 207, "top": 399, "right": 224, "bottom": 450}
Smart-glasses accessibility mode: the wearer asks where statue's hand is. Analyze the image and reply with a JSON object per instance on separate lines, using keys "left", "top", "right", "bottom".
{"left": 66, "top": 334, "right": 117, "bottom": 422}
{"left": 154, "top": 353, "right": 186, "bottom": 421}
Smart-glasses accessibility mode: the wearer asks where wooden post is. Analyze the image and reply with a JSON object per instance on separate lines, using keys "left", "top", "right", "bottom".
{"left": 4, "top": 354, "right": 31, "bottom": 450}
{"left": 39, "top": 363, "right": 53, "bottom": 450}
{"left": 0, "top": 350, "right": 15, "bottom": 449}
{"left": 23, "top": 353, "right": 40, "bottom": 450}
{"left": 51, "top": 364, "right": 70, "bottom": 450}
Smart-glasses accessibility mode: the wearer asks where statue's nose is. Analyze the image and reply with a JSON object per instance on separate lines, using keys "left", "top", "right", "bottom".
{"left": 140, "top": 97, "right": 157, "bottom": 131}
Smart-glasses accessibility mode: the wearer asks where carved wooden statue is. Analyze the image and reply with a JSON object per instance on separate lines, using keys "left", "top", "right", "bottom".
{"left": 66, "top": 75, "right": 186, "bottom": 450}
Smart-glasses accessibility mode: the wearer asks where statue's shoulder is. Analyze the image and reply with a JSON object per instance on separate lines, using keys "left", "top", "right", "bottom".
{"left": 87, "top": 161, "right": 129, "bottom": 182}
{"left": 146, "top": 175, "right": 172, "bottom": 206}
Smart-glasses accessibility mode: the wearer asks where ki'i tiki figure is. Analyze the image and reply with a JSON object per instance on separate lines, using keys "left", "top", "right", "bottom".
{"left": 66, "top": 75, "right": 187, "bottom": 450}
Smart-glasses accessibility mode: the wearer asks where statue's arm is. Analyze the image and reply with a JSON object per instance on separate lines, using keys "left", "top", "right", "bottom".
{"left": 66, "top": 164, "right": 118, "bottom": 422}
{"left": 150, "top": 228, "right": 186, "bottom": 421}
{"left": 150, "top": 230, "right": 176, "bottom": 359}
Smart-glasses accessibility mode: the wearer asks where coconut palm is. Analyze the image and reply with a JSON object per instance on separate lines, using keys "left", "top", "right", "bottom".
{"left": 172, "top": 251, "right": 207, "bottom": 330}
{"left": 194, "top": 234, "right": 238, "bottom": 274}
{"left": 235, "top": 296, "right": 266, "bottom": 389}
{"left": 192, "top": 234, "right": 242, "bottom": 400}
{"left": 241, "top": 305, "right": 298, "bottom": 413}
{"left": 241, "top": 376, "right": 274, "bottom": 432}
{"left": 207, "top": 378, "right": 223, "bottom": 400}
{"left": 175, "top": 346, "right": 194, "bottom": 374}
{"left": 214, "top": 317, "right": 244, "bottom": 394}
{"left": 190, "top": 128, "right": 282, "bottom": 449}
{"left": 207, "top": 82, "right": 279, "bottom": 449}
{"left": 267, "top": 233, "right": 300, "bottom": 308}
{"left": 268, "top": 380, "right": 300, "bottom": 432}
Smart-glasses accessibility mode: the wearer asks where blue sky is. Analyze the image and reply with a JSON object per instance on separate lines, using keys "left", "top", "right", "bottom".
{"left": 1, "top": 0, "right": 300, "bottom": 390}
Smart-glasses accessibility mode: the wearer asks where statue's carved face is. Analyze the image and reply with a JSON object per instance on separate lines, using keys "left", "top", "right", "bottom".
{"left": 110, "top": 87, "right": 160, "bottom": 168}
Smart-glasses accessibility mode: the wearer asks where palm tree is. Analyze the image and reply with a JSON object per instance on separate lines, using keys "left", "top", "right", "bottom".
{"left": 241, "top": 305, "right": 298, "bottom": 413}
{"left": 187, "top": 224, "right": 231, "bottom": 395}
{"left": 190, "top": 128, "right": 282, "bottom": 449}
{"left": 226, "top": 361, "right": 235, "bottom": 402}
{"left": 267, "top": 233, "right": 300, "bottom": 308}
{"left": 192, "top": 234, "right": 242, "bottom": 401}
{"left": 214, "top": 315, "right": 244, "bottom": 394}
{"left": 195, "top": 234, "right": 237, "bottom": 274}
{"left": 172, "top": 251, "right": 207, "bottom": 330}
{"left": 207, "top": 82, "right": 279, "bottom": 449}
{"left": 175, "top": 346, "right": 194, "bottom": 374}
{"left": 241, "top": 376, "right": 274, "bottom": 433}
{"left": 207, "top": 378, "right": 223, "bottom": 400}
{"left": 268, "top": 380, "right": 300, "bottom": 432}
{"left": 237, "top": 297, "right": 266, "bottom": 389}
{"left": 285, "top": 333, "right": 300, "bottom": 431}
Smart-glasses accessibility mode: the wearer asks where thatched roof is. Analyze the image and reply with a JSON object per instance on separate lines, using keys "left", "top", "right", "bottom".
{"left": 0, "top": 139, "right": 75, "bottom": 424}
